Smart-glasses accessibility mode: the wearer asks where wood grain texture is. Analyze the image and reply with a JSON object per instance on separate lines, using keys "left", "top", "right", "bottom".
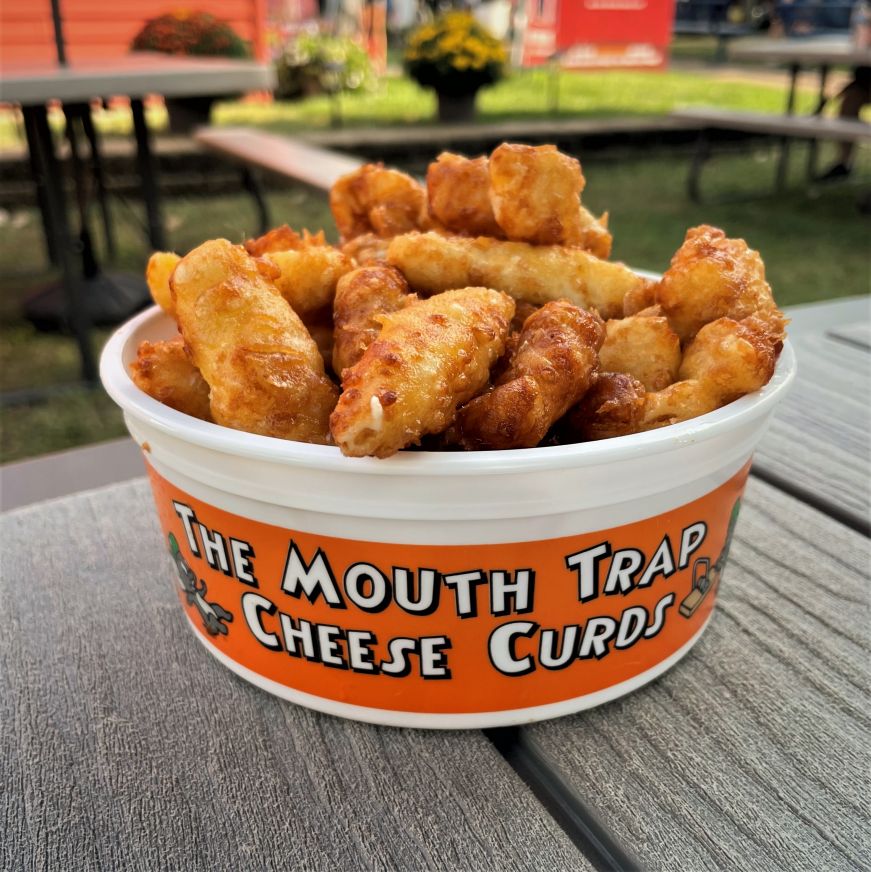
{"left": 671, "top": 107, "right": 871, "bottom": 142}
{"left": 0, "top": 480, "right": 586, "bottom": 872}
{"left": 195, "top": 128, "right": 363, "bottom": 191}
{"left": 524, "top": 478, "right": 871, "bottom": 871}
{"left": 753, "top": 327, "right": 870, "bottom": 529}
{"left": 828, "top": 322, "right": 871, "bottom": 352}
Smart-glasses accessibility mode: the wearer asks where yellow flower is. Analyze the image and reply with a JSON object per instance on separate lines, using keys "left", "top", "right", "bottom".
{"left": 414, "top": 25, "right": 437, "bottom": 43}
{"left": 443, "top": 11, "right": 473, "bottom": 27}
{"left": 465, "top": 37, "right": 483, "bottom": 53}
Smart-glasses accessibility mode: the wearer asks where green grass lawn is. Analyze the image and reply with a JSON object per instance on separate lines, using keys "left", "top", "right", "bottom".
{"left": 212, "top": 67, "right": 822, "bottom": 132}
{"left": 0, "top": 65, "right": 825, "bottom": 150}
{"left": 2, "top": 140, "right": 867, "bottom": 464}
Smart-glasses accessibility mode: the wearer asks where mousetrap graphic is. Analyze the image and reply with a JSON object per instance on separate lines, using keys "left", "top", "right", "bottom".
{"left": 680, "top": 558, "right": 718, "bottom": 617}
{"left": 680, "top": 497, "right": 740, "bottom": 618}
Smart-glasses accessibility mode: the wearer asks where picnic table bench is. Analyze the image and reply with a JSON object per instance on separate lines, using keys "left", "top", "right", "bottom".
{"left": 672, "top": 106, "right": 871, "bottom": 200}
{"left": 193, "top": 127, "right": 362, "bottom": 234}
{"left": 672, "top": 35, "right": 871, "bottom": 200}
{"left": 3, "top": 295, "right": 868, "bottom": 870}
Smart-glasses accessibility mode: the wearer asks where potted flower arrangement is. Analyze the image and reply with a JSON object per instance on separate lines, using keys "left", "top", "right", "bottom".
{"left": 404, "top": 11, "right": 506, "bottom": 123}
{"left": 130, "top": 11, "right": 251, "bottom": 133}
{"left": 274, "top": 32, "right": 373, "bottom": 101}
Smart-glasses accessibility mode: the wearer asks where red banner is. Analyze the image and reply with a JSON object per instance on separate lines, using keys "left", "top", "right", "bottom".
{"left": 522, "top": 0, "right": 676, "bottom": 69}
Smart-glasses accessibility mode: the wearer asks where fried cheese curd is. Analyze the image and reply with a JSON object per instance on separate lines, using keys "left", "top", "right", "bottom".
{"left": 576, "top": 205, "right": 612, "bottom": 260}
{"left": 387, "top": 231, "right": 643, "bottom": 319}
{"left": 132, "top": 148, "right": 785, "bottom": 454}
{"left": 146, "top": 251, "right": 182, "bottom": 316}
{"left": 453, "top": 301, "right": 604, "bottom": 450}
{"left": 170, "top": 239, "right": 338, "bottom": 443}
{"left": 487, "top": 143, "right": 612, "bottom": 257}
{"left": 636, "top": 225, "right": 787, "bottom": 344}
{"left": 425, "top": 146, "right": 611, "bottom": 257}
{"left": 243, "top": 225, "right": 319, "bottom": 256}
{"left": 426, "top": 153, "right": 503, "bottom": 238}
{"left": 599, "top": 306, "right": 682, "bottom": 392}
{"left": 330, "top": 288, "right": 514, "bottom": 457}
{"left": 569, "top": 316, "right": 779, "bottom": 440}
{"left": 330, "top": 163, "right": 429, "bottom": 241}
{"left": 332, "top": 265, "right": 415, "bottom": 375}
{"left": 130, "top": 337, "right": 212, "bottom": 422}
{"left": 562, "top": 372, "right": 647, "bottom": 442}
{"left": 489, "top": 143, "right": 585, "bottom": 246}
{"left": 268, "top": 247, "right": 352, "bottom": 318}
{"left": 243, "top": 225, "right": 352, "bottom": 318}
{"left": 341, "top": 232, "right": 391, "bottom": 266}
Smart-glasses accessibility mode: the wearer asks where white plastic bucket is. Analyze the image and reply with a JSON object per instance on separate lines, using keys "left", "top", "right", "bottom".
{"left": 101, "top": 305, "right": 796, "bottom": 729}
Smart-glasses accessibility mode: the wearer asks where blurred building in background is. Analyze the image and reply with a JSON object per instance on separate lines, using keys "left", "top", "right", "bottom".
{"left": 0, "top": 0, "right": 269, "bottom": 63}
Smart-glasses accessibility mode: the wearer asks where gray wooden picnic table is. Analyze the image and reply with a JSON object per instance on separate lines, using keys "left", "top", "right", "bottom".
{"left": 2, "top": 296, "right": 869, "bottom": 871}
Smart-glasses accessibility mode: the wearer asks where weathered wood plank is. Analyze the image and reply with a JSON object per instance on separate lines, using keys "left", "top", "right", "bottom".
{"left": 670, "top": 107, "right": 871, "bottom": 143}
{"left": 195, "top": 128, "right": 362, "bottom": 190}
{"left": 0, "top": 436, "right": 142, "bottom": 511}
{"left": 753, "top": 308, "right": 871, "bottom": 531}
{"left": 0, "top": 480, "right": 586, "bottom": 872}
{"left": 523, "top": 478, "right": 871, "bottom": 872}
{"left": 827, "top": 322, "right": 871, "bottom": 352}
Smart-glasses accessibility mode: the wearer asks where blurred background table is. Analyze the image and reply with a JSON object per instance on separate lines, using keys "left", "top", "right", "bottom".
{"left": 730, "top": 34, "right": 871, "bottom": 112}
{"left": 2, "top": 296, "right": 868, "bottom": 871}
{"left": 0, "top": 55, "right": 274, "bottom": 381}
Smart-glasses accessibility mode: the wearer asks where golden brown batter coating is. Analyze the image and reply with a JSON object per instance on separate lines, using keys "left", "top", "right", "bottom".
{"left": 341, "top": 232, "right": 391, "bottom": 266}
{"left": 600, "top": 308, "right": 682, "bottom": 391}
{"left": 330, "top": 163, "right": 429, "bottom": 241}
{"left": 638, "top": 381, "right": 717, "bottom": 431}
{"left": 453, "top": 301, "right": 604, "bottom": 450}
{"left": 129, "top": 337, "right": 212, "bottom": 422}
{"left": 622, "top": 278, "right": 657, "bottom": 316}
{"left": 146, "top": 251, "right": 181, "bottom": 316}
{"left": 301, "top": 306, "right": 336, "bottom": 373}
{"left": 427, "top": 152, "right": 503, "bottom": 238}
{"left": 489, "top": 143, "right": 585, "bottom": 246}
{"left": 244, "top": 225, "right": 326, "bottom": 257}
{"left": 677, "top": 315, "right": 777, "bottom": 401}
{"left": 653, "top": 225, "right": 787, "bottom": 343}
{"left": 332, "top": 265, "right": 414, "bottom": 375}
{"left": 641, "top": 315, "right": 778, "bottom": 429}
{"left": 330, "top": 287, "right": 514, "bottom": 457}
{"left": 575, "top": 206, "right": 613, "bottom": 260}
{"left": 511, "top": 300, "right": 540, "bottom": 333}
{"left": 266, "top": 246, "right": 352, "bottom": 318}
{"left": 387, "top": 232, "right": 644, "bottom": 319}
{"left": 170, "top": 239, "right": 338, "bottom": 443}
{"left": 562, "top": 372, "right": 648, "bottom": 442}
{"left": 570, "top": 316, "right": 779, "bottom": 439}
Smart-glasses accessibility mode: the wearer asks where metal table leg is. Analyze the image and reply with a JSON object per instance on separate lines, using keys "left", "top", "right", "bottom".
{"left": 240, "top": 167, "right": 271, "bottom": 235}
{"left": 775, "top": 62, "right": 800, "bottom": 193}
{"left": 806, "top": 64, "right": 829, "bottom": 180}
{"left": 80, "top": 105, "right": 117, "bottom": 259}
{"left": 64, "top": 104, "right": 99, "bottom": 279}
{"left": 23, "top": 110, "right": 60, "bottom": 267}
{"left": 130, "top": 98, "right": 166, "bottom": 250}
{"left": 687, "top": 129, "right": 710, "bottom": 204}
{"left": 22, "top": 105, "right": 97, "bottom": 383}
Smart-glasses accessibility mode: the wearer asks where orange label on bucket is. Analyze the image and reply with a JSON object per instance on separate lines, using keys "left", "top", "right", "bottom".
{"left": 147, "top": 461, "right": 749, "bottom": 714}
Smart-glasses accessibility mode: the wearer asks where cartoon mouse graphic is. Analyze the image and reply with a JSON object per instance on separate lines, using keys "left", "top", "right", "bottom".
{"left": 168, "top": 533, "right": 233, "bottom": 636}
